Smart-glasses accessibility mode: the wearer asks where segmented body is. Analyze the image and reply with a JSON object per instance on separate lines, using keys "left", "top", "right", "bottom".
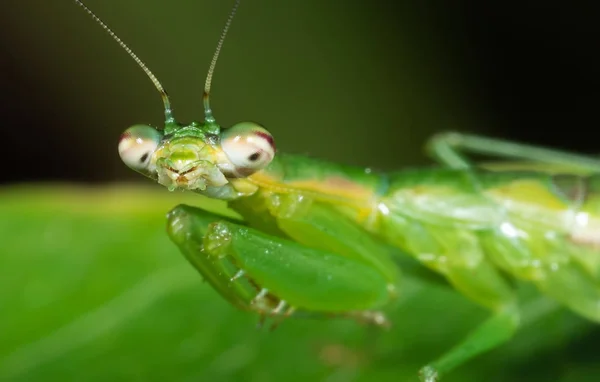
{"left": 235, "top": 153, "right": 600, "bottom": 321}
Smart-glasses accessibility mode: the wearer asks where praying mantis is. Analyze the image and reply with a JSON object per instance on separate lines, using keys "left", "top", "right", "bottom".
{"left": 74, "top": 0, "right": 600, "bottom": 380}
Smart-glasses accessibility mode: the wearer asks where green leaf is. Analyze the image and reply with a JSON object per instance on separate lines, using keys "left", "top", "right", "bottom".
{"left": 1, "top": 185, "right": 598, "bottom": 382}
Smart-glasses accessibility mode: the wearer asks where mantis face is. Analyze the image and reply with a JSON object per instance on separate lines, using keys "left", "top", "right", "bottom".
{"left": 118, "top": 122, "right": 275, "bottom": 197}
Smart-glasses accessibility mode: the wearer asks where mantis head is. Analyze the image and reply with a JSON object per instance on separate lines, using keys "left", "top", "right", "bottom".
{"left": 74, "top": 0, "right": 274, "bottom": 197}
{"left": 117, "top": 121, "right": 275, "bottom": 195}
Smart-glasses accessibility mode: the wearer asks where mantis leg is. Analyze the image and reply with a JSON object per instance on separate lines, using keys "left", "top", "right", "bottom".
{"left": 427, "top": 131, "right": 600, "bottom": 172}
{"left": 408, "top": 230, "right": 520, "bottom": 381}
{"left": 167, "top": 204, "right": 397, "bottom": 324}
{"left": 419, "top": 307, "right": 520, "bottom": 382}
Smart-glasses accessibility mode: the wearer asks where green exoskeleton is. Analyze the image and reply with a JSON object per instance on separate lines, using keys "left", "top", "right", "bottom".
{"left": 75, "top": 0, "right": 600, "bottom": 380}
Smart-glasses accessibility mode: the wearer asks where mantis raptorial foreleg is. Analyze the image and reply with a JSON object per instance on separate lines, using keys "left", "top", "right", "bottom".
{"left": 167, "top": 204, "right": 395, "bottom": 325}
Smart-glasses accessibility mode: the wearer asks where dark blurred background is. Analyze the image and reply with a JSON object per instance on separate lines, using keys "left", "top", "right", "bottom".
{"left": 1, "top": 0, "right": 599, "bottom": 185}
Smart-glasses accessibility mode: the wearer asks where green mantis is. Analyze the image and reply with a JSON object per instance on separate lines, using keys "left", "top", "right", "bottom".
{"left": 75, "top": 0, "right": 600, "bottom": 380}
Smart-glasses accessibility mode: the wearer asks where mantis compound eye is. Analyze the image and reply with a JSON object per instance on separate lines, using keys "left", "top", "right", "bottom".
{"left": 220, "top": 122, "right": 275, "bottom": 176}
{"left": 118, "top": 124, "right": 163, "bottom": 172}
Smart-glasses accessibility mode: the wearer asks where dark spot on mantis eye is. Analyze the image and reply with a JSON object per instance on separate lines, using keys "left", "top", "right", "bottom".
{"left": 248, "top": 152, "right": 261, "bottom": 161}
{"left": 140, "top": 152, "right": 150, "bottom": 163}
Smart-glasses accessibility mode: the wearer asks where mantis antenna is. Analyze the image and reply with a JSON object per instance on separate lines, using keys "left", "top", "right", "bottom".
{"left": 203, "top": 0, "right": 242, "bottom": 125}
{"left": 73, "top": 0, "right": 174, "bottom": 125}
{"left": 74, "top": 0, "right": 241, "bottom": 127}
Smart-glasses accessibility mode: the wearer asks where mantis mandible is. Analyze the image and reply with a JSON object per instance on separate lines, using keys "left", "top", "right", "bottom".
{"left": 74, "top": 0, "right": 600, "bottom": 380}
